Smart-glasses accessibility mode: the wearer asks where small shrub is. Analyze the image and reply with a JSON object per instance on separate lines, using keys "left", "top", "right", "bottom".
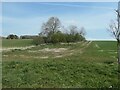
{"left": 74, "top": 33, "right": 81, "bottom": 42}
{"left": 51, "top": 33, "right": 60, "bottom": 44}
{"left": 50, "top": 32, "right": 67, "bottom": 44}
{"left": 65, "top": 34, "right": 74, "bottom": 43}
{"left": 33, "top": 36, "right": 44, "bottom": 45}
{"left": 58, "top": 33, "right": 66, "bottom": 43}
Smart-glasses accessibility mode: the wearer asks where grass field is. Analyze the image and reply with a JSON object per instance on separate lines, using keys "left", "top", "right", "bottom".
{"left": 2, "top": 39, "right": 119, "bottom": 88}
{"left": 2, "top": 39, "right": 33, "bottom": 48}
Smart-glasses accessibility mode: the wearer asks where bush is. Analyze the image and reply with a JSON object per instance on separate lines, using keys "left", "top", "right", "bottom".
{"left": 50, "top": 32, "right": 67, "bottom": 44}
{"left": 51, "top": 33, "right": 60, "bottom": 44}
{"left": 58, "top": 33, "right": 66, "bottom": 43}
{"left": 34, "top": 30, "right": 86, "bottom": 45}
{"left": 79, "top": 35, "right": 86, "bottom": 41}
{"left": 65, "top": 34, "right": 74, "bottom": 43}
{"left": 50, "top": 33, "right": 86, "bottom": 44}
{"left": 42, "top": 36, "right": 51, "bottom": 43}
{"left": 20, "top": 35, "right": 38, "bottom": 39}
{"left": 33, "top": 36, "right": 44, "bottom": 45}
{"left": 6, "top": 34, "right": 19, "bottom": 39}
{"left": 74, "top": 33, "right": 82, "bottom": 42}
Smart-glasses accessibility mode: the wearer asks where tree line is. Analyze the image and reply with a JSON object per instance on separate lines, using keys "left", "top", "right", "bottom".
{"left": 5, "top": 17, "right": 86, "bottom": 45}
{"left": 33, "top": 17, "right": 86, "bottom": 45}
{"left": 5, "top": 34, "right": 38, "bottom": 39}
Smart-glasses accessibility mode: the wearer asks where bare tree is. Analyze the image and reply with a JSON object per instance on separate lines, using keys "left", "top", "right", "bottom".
{"left": 79, "top": 27, "right": 86, "bottom": 37}
{"left": 108, "top": 10, "right": 120, "bottom": 64}
{"left": 41, "top": 17, "right": 61, "bottom": 36}
{"left": 68, "top": 25, "right": 86, "bottom": 37}
{"left": 69, "top": 25, "right": 78, "bottom": 35}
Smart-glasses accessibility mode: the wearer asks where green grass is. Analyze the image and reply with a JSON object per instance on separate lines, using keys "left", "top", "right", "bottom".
{"left": 93, "top": 41, "right": 117, "bottom": 50}
{"left": 2, "top": 40, "right": 119, "bottom": 88}
{"left": 2, "top": 39, "right": 33, "bottom": 48}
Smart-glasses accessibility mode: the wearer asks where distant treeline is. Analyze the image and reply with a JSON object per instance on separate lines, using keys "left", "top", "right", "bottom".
{"left": 20, "top": 35, "right": 38, "bottom": 39}
{"left": 2, "top": 34, "right": 38, "bottom": 39}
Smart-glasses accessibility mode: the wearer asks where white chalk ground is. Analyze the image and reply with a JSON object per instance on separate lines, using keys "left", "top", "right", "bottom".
{"left": 39, "top": 48, "right": 67, "bottom": 52}
{"left": 34, "top": 56, "right": 49, "bottom": 59}
{"left": 2, "top": 41, "right": 93, "bottom": 59}
{"left": 2, "top": 41, "right": 116, "bottom": 59}
{"left": 0, "top": 45, "right": 35, "bottom": 52}
{"left": 28, "top": 48, "right": 68, "bottom": 53}
{"left": 28, "top": 47, "right": 72, "bottom": 58}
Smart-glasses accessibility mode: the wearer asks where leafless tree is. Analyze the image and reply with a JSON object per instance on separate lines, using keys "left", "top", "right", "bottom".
{"left": 41, "top": 17, "right": 61, "bottom": 36}
{"left": 69, "top": 25, "right": 86, "bottom": 37}
{"left": 79, "top": 27, "right": 86, "bottom": 37}
{"left": 108, "top": 10, "right": 120, "bottom": 64}
{"left": 69, "top": 25, "right": 78, "bottom": 35}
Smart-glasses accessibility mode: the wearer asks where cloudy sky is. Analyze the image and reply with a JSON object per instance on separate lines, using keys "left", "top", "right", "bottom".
{"left": 2, "top": 2, "right": 118, "bottom": 40}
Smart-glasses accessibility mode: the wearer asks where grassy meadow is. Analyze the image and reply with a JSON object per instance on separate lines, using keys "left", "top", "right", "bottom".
{"left": 2, "top": 39, "right": 119, "bottom": 88}
{"left": 2, "top": 39, "right": 33, "bottom": 48}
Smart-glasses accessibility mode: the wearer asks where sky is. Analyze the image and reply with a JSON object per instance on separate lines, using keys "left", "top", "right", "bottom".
{"left": 1, "top": 2, "right": 118, "bottom": 40}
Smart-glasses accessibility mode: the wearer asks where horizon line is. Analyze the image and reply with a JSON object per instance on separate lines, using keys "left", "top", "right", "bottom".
{"left": 0, "top": 35, "right": 116, "bottom": 41}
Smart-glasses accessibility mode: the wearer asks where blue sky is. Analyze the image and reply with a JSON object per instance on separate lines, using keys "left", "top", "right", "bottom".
{"left": 2, "top": 2, "right": 118, "bottom": 40}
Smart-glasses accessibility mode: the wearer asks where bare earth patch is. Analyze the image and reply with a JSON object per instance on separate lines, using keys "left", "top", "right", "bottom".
{"left": 39, "top": 48, "right": 67, "bottom": 52}
{"left": 2, "top": 45, "right": 35, "bottom": 52}
{"left": 54, "top": 55, "right": 63, "bottom": 58}
{"left": 28, "top": 48, "right": 68, "bottom": 58}
{"left": 28, "top": 48, "right": 68, "bottom": 53}
{"left": 2, "top": 41, "right": 92, "bottom": 59}
{"left": 34, "top": 56, "right": 49, "bottom": 59}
